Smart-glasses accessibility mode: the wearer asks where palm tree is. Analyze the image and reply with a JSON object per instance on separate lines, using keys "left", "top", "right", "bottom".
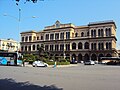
{"left": 38, "top": 45, "right": 45, "bottom": 61}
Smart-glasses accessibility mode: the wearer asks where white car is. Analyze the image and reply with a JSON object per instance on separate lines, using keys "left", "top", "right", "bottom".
{"left": 84, "top": 60, "right": 95, "bottom": 65}
{"left": 32, "top": 61, "right": 48, "bottom": 67}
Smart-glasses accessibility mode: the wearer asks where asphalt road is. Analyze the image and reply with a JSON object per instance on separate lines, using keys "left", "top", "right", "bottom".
{"left": 0, "top": 64, "right": 120, "bottom": 90}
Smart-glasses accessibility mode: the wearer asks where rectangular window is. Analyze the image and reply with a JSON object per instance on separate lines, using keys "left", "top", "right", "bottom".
{"left": 50, "top": 45, "right": 54, "bottom": 51}
{"left": 25, "top": 37, "right": 28, "bottom": 42}
{"left": 55, "top": 33, "right": 59, "bottom": 40}
{"left": 50, "top": 34, "right": 54, "bottom": 40}
{"left": 55, "top": 45, "right": 59, "bottom": 51}
{"left": 45, "top": 45, "right": 49, "bottom": 51}
{"left": 60, "top": 44, "right": 64, "bottom": 51}
{"left": 28, "top": 46, "right": 31, "bottom": 51}
{"left": 41, "top": 36, "right": 43, "bottom": 40}
{"left": 25, "top": 46, "right": 27, "bottom": 51}
{"left": 60, "top": 32, "right": 64, "bottom": 40}
{"left": 46, "top": 34, "right": 49, "bottom": 40}
{"left": 37, "top": 36, "right": 39, "bottom": 40}
{"left": 66, "top": 44, "right": 70, "bottom": 51}
{"left": 22, "top": 37, "right": 24, "bottom": 42}
{"left": 29, "top": 36, "right": 32, "bottom": 41}
{"left": 66, "top": 32, "right": 70, "bottom": 39}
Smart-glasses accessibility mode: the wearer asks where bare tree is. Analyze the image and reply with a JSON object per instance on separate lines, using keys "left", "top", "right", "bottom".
{"left": 15, "top": 0, "right": 44, "bottom": 3}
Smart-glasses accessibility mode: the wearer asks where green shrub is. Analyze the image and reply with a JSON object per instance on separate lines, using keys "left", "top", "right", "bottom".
{"left": 47, "top": 61, "right": 70, "bottom": 65}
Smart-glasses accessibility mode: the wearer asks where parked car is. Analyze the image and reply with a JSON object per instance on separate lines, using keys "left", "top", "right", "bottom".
{"left": 84, "top": 60, "right": 95, "bottom": 65}
{"left": 32, "top": 61, "right": 48, "bottom": 67}
{"left": 70, "top": 60, "right": 78, "bottom": 64}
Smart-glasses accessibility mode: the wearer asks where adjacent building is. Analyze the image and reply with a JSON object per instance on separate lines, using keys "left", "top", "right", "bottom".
{"left": 0, "top": 38, "right": 20, "bottom": 52}
{"left": 20, "top": 20, "right": 118, "bottom": 62}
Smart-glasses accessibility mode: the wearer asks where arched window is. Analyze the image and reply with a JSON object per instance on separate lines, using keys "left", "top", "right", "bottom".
{"left": 78, "top": 42, "right": 82, "bottom": 49}
{"left": 84, "top": 42, "right": 89, "bottom": 49}
{"left": 25, "top": 36, "right": 28, "bottom": 42}
{"left": 94, "top": 30, "right": 96, "bottom": 37}
{"left": 22, "top": 37, "right": 24, "bottom": 42}
{"left": 25, "top": 46, "right": 27, "bottom": 51}
{"left": 98, "top": 42, "right": 104, "bottom": 50}
{"left": 106, "top": 42, "right": 108, "bottom": 49}
{"left": 29, "top": 36, "right": 32, "bottom": 41}
{"left": 91, "top": 43, "right": 94, "bottom": 50}
{"left": 72, "top": 43, "right": 76, "bottom": 49}
{"left": 101, "top": 43, "right": 104, "bottom": 50}
{"left": 81, "top": 32, "right": 84, "bottom": 37}
{"left": 37, "top": 44, "right": 39, "bottom": 50}
{"left": 75, "top": 33, "right": 78, "bottom": 37}
{"left": 33, "top": 45, "right": 35, "bottom": 50}
{"left": 98, "top": 29, "right": 100, "bottom": 37}
{"left": 28, "top": 46, "right": 31, "bottom": 51}
{"left": 94, "top": 43, "right": 96, "bottom": 50}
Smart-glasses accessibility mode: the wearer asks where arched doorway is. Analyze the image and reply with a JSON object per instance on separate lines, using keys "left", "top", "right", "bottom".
{"left": 50, "top": 54, "right": 54, "bottom": 59}
{"left": 98, "top": 54, "right": 104, "bottom": 62}
{"left": 106, "top": 54, "right": 112, "bottom": 57}
{"left": 91, "top": 54, "right": 97, "bottom": 61}
{"left": 55, "top": 54, "right": 59, "bottom": 61}
{"left": 84, "top": 54, "right": 89, "bottom": 61}
{"left": 72, "top": 54, "right": 76, "bottom": 61}
{"left": 78, "top": 53, "right": 82, "bottom": 63}
{"left": 66, "top": 54, "right": 70, "bottom": 61}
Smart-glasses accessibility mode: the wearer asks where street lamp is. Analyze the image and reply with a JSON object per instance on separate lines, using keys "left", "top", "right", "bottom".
{"left": 3, "top": 8, "right": 37, "bottom": 53}
{"left": 3, "top": 10, "right": 37, "bottom": 33}
{"left": 63, "top": 31, "right": 66, "bottom": 59}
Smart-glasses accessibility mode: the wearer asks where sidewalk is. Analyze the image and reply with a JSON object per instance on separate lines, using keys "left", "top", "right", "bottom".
{"left": 48, "top": 64, "right": 78, "bottom": 68}
{"left": 22, "top": 64, "right": 78, "bottom": 68}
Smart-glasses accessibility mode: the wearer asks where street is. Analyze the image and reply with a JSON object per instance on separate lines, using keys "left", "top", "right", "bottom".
{"left": 0, "top": 64, "right": 120, "bottom": 90}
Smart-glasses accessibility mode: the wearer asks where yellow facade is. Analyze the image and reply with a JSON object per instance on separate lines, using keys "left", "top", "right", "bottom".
{"left": 20, "top": 20, "right": 118, "bottom": 62}
{"left": 0, "top": 38, "right": 20, "bottom": 52}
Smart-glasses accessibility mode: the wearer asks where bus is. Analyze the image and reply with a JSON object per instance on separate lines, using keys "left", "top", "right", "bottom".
{"left": 100, "top": 57, "right": 120, "bottom": 65}
{"left": 0, "top": 52, "right": 22, "bottom": 66}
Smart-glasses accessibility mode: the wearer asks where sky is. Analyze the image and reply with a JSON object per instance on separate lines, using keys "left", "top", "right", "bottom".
{"left": 0, "top": 0, "right": 120, "bottom": 49}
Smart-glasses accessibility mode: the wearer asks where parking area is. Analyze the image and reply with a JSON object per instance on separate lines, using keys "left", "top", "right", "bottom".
{"left": 0, "top": 64, "right": 120, "bottom": 90}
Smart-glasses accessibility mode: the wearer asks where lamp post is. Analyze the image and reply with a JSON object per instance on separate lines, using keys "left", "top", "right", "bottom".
{"left": 63, "top": 31, "right": 66, "bottom": 59}
{"left": 3, "top": 9, "right": 37, "bottom": 38}
{"left": 3, "top": 8, "right": 37, "bottom": 53}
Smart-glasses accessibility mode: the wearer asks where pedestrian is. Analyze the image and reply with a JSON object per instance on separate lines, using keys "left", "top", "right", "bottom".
{"left": 22, "top": 60, "right": 25, "bottom": 67}
{"left": 53, "top": 61, "right": 57, "bottom": 68}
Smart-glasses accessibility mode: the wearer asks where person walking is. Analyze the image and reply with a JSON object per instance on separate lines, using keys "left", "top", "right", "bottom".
{"left": 53, "top": 61, "right": 57, "bottom": 68}
{"left": 22, "top": 59, "right": 25, "bottom": 67}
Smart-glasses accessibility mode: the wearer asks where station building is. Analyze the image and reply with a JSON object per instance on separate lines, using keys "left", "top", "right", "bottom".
{"left": 20, "top": 20, "right": 118, "bottom": 62}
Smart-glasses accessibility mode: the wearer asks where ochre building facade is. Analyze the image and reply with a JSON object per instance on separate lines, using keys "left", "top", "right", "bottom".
{"left": 20, "top": 20, "right": 118, "bottom": 62}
